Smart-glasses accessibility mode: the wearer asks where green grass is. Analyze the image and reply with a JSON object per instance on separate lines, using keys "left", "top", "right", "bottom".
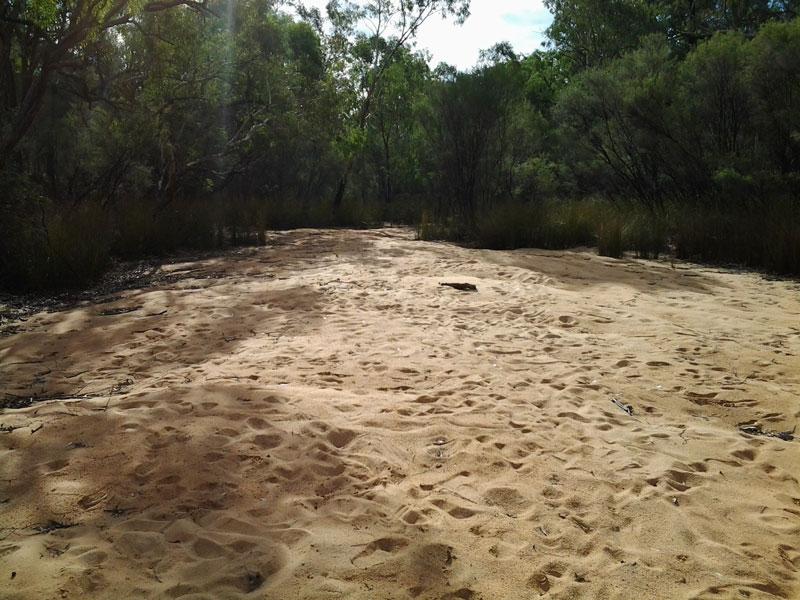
{"left": 0, "top": 194, "right": 401, "bottom": 291}
{"left": 3, "top": 194, "right": 797, "bottom": 292}
{"left": 419, "top": 200, "right": 599, "bottom": 250}
{"left": 0, "top": 200, "right": 112, "bottom": 290}
{"left": 673, "top": 199, "right": 800, "bottom": 274}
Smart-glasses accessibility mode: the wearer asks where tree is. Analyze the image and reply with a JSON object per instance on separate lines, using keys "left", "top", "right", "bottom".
{"left": 555, "top": 36, "right": 704, "bottom": 207}
{"left": 747, "top": 17, "right": 800, "bottom": 174}
{"left": 323, "top": 0, "right": 470, "bottom": 208}
{"left": 0, "top": 0, "right": 215, "bottom": 167}
{"left": 425, "top": 56, "right": 525, "bottom": 221}
{"left": 521, "top": 49, "right": 569, "bottom": 114}
{"left": 680, "top": 32, "right": 751, "bottom": 159}
{"left": 543, "top": 0, "right": 659, "bottom": 69}
{"left": 659, "top": 0, "right": 797, "bottom": 51}
{"left": 370, "top": 46, "right": 428, "bottom": 204}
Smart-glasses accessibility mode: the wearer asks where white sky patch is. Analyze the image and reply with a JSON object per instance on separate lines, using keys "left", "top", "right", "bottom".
{"left": 297, "top": 0, "right": 553, "bottom": 70}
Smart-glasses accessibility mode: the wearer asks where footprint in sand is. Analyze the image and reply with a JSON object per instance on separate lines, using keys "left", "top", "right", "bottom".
{"left": 247, "top": 416, "right": 268, "bottom": 429}
{"left": 253, "top": 433, "right": 282, "bottom": 449}
{"left": 45, "top": 458, "right": 69, "bottom": 472}
{"left": 483, "top": 487, "right": 530, "bottom": 514}
{"left": 529, "top": 572, "right": 552, "bottom": 593}
{"left": 77, "top": 489, "right": 108, "bottom": 511}
{"left": 326, "top": 428, "right": 357, "bottom": 448}
{"left": 401, "top": 509, "right": 426, "bottom": 525}
{"left": 192, "top": 537, "right": 228, "bottom": 559}
{"left": 352, "top": 537, "right": 409, "bottom": 563}
{"left": 558, "top": 315, "right": 578, "bottom": 327}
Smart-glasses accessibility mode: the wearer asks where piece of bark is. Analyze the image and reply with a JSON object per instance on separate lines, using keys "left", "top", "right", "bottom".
{"left": 440, "top": 282, "right": 477, "bottom": 292}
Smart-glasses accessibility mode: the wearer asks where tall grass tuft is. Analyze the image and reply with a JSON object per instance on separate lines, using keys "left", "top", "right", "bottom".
{"left": 624, "top": 209, "right": 667, "bottom": 259}
{"left": 420, "top": 196, "right": 799, "bottom": 275}
{"left": 597, "top": 211, "right": 624, "bottom": 258}
{"left": 423, "top": 200, "right": 599, "bottom": 250}
{"left": 3, "top": 192, "right": 798, "bottom": 292}
{"left": 0, "top": 200, "right": 112, "bottom": 290}
{"left": 673, "top": 199, "right": 800, "bottom": 274}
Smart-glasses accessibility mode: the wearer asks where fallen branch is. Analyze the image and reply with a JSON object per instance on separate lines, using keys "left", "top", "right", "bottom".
{"left": 611, "top": 398, "right": 634, "bottom": 416}
{"left": 2, "top": 391, "right": 99, "bottom": 409}
{"left": 739, "top": 423, "right": 794, "bottom": 442}
{"left": 98, "top": 305, "right": 141, "bottom": 316}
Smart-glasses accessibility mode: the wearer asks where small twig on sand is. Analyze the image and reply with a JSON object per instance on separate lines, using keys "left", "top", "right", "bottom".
{"left": 427, "top": 377, "right": 456, "bottom": 391}
{"left": 98, "top": 305, "right": 141, "bottom": 316}
{"left": 611, "top": 398, "right": 634, "bottom": 416}
{"left": 30, "top": 424, "right": 43, "bottom": 435}
{"left": 441, "top": 487, "right": 479, "bottom": 505}
{"left": 4, "top": 360, "right": 44, "bottom": 367}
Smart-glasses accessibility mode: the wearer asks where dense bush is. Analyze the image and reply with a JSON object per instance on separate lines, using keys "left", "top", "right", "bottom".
{"left": 0, "top": 200, "right": 112, "bottom": 290}
{"left": 673, "top": 199, "right": 800, "bottom": 274}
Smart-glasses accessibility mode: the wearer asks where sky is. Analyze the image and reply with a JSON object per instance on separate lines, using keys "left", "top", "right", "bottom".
{"left": 297, "top": 1, "right": 553, "bottom": 70}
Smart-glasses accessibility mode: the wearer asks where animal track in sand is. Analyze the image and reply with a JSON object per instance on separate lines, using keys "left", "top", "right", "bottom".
{"left": 352, "top": 537, "right": 409, "bottom": 563}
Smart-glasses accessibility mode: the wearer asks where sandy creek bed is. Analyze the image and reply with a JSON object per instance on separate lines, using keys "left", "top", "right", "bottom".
{"left": 1, "top": 228, "right": 799, "bottom": 599}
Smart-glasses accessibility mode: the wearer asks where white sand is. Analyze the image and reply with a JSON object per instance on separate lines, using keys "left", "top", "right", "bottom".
{"left": 1, "top": 228, "right": 799, "bottom": 599}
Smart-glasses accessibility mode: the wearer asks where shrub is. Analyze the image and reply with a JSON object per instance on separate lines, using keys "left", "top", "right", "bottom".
{"left": 114, "top": 199, "right": 217, "bottom": 258}
{"left": 0, "top": 200, "right": 112, "bottom": 290}
{"left": 623, "top": 208, "right": 667, "bottom": 259}
{"left": 597, "top": 212, "right": 624, "bottom": 258}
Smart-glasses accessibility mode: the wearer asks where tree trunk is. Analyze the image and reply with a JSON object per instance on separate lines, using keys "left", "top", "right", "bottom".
{"left": 0, "top": 68, "right": 50, "bottom": 168}
{"left": 0, "top": 29, "right": 16, "bottom": 114}
{"left": 332, "top": 163, "right": 351, "bottom": 210}
{"left": 382, "top": 133, "right": 392, "bottom": 204}
{"left": 333, "top": 85, "right": 374, "bottom": 210}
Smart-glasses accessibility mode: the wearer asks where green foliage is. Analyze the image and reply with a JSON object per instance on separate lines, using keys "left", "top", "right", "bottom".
{"left": 621, "top": 207, "right": 667, "bottom": 259}
{"left": 424, "top": 59, "right": 528, "bottom": 220}
{"left": 544, "top": 0, "right": 660, "bottom": 69}
{"left": 25, "top": 0, "right": 58, "bottom": 28}
{"left": 419, "top": 199, "right": 598, "bottom": 250}
{"left": 3, "top": 1, "right": 800, "bottom": 290}
{"left": 521, "top": 50, "right": 570, "bottom": 114}
{"left": 681, "top": 32, "right": 751, "bottom": 159}
{"left": 748, "top": 18, "right": 800, "bottom": 173}
{"left": 422, "top": 195, "right": 800, "bottom": 275}
{"left": 553, "top": 19, "right": 800, "bottom": 217}
{"left": 513, "top": 157, "right": 566, "bottom": 200}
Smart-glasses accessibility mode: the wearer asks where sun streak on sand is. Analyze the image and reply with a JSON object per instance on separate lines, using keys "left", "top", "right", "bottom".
{"left": 1, "top": 228, "right": 799, "bottom": 599}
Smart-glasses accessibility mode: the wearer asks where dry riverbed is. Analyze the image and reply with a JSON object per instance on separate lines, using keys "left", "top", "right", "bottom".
{"left": 1, "top": 228, "right": 799, "bottom": 599}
